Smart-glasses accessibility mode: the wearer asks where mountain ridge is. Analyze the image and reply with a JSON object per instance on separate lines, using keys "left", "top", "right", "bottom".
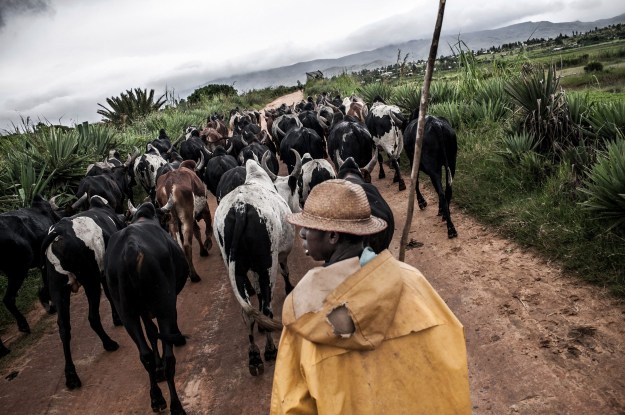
{"left": 204, "top": 13, "right": 625, "bottom": 93}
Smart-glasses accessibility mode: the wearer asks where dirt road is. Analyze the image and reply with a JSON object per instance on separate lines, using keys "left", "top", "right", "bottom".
{"left": 1, "top": 91, "right": 625, "bottom": 414}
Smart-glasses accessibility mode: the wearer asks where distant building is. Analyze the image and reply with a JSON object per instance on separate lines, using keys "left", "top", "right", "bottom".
{"left": 306, "top": 70, "right": 324, "bottom": 81}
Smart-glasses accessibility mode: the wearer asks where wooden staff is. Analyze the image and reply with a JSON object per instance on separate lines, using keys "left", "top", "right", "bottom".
{"left": 399, "top": 0, "right": 447, "bottom": 261}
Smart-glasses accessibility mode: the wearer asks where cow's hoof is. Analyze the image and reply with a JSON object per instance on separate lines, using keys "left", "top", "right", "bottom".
{"left": 190, "top": 274, "right": 201, "bottom": 283}
{"left": 264, "top": 347, "right": 278, "bottom": 362}
{"left": 0, "top": 346, "right": 10, "bottom": 358}
{"left": 151, "top": 395, "right": 167, "bottom": 413}
{"left": 398, "top": 180, "right": 406, "bottom": 191}
{"left": 378, "top": 172, "right": 386, "bottom": 179}
{"left": 199, "top": 248, "right": 209, "bottom": 257}
{"left": 17, "top": 321, "right": 30, "bottom": 334}
{"left": 65, "top": 370, "right": 82, "bottom": 390}
{"left": 103, "top": 339, "right": 119, "bottom": 352}
{"left": 448, "top": 229, "right": 458, "bottom": 239}
{"left": 418, "top": 201, "right": 427, "bottom": 210}
{"left": 205, "top": 239, "right": 213, "bottom": 252}
{"left": 113, "top": 316, "right": 123, "bottom": 327}
{"left": 46, "top": 304, "right": 57, "bottom": 315}
{"left": 170, "top": 402, "right": 187, "bottom": 415}
{"left": 249, "top": 361, "right": 265, "bottom": 376}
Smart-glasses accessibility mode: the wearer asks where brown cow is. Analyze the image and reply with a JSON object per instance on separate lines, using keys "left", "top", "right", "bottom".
{"left": 156, "top": 160, "right": 213, "bottom": 282}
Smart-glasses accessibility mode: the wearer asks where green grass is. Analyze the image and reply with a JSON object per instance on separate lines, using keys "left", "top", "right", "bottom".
{"left": 0, "top": 270, "right": 42, "bottom": 332}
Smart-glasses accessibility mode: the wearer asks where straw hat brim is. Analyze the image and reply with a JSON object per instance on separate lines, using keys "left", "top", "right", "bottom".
{"left": 286, "top": 211, "right": 388, "bottom": 236}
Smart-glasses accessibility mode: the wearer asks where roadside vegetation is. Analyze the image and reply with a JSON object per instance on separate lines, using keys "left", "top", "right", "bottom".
{"left": 0, "top": 24, "right": 624, "bottom": 333}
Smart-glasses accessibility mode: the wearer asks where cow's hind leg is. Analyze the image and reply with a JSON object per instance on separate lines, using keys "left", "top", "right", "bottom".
{"left": 3, "top": 270, "right": 30, "bottom": 333}
{"left": 244, "top": 313, "right": 264, "bottom": 376}
{"left": 84, "top": 282, "right": 118, "bottom": 352}
{"left": 428, "top": 172, "right": 457, "bottom": 238}
{"left": 278, "top": 254, "right": 293, "bottom": 295}
{"left": 377, "top": 150, "right": 386, "bottom": 179}
{"left": 49, "top": 276, "right": 81, "bottom": 389}
{"left": 159, "top": 319, "right": 187, "bottom": 415}
{"left": 143, "top": 316, "right": 165, "bottom": 383}
{"left": 0, "top": 338, "right": 9, "bottom": 358}
{"left": 38, "top": 266, "right": 56, "bottom": 314}
{"left": 123, "top": 316, "right": 166, "bottom": 413}
{"left": 415, "top": 175, "right": 427, "bottom": 209}
{"left": 391, "top": 158, "right": 406, "bottom": 191}
{"left": 101, "top": 279, "right": 122, "bottom": 326}
{"left": 193, "top": 222, "right": 209, "bottom": 257}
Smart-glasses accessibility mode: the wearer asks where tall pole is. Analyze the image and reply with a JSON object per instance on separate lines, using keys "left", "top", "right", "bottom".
{"left": 399, "top": 0, "right": 447, "bottom": 261}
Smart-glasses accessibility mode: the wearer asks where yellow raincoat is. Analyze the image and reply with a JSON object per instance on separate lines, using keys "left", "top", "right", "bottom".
{"left": 270, "top": 250, "right": 472, "bottom": 415}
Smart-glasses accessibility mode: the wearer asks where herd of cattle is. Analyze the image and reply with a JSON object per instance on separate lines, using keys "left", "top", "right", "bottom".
{"left": 0, "top": 92, "right": 458, "bottom": 414}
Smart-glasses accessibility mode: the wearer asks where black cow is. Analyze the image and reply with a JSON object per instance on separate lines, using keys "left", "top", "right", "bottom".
{"left": 279, "top": 127, "right": 325, "bottom": 174}
{"left": 215, "top": 166, "right": 246, "bottom": 203}
{"left": 104, "top": 202, "right": 188, "bottom": 415}
{"left": 271, "top": 114, "right": 302, "bottom": 154}
{"left": 327, "top": 115, "right": 376, "bottom": 181}
{"left": 0, "top": 195, "right": 62, "bottom": 346}
{"left": 150, "top": 129, "right": 173, "bottom": 154}
{"left": 214, "top": 160, "right": 295, "bottom": 376}
{"left": 366, "top": 100, "right": 408, "bottom": 191}
{"left": 203, "top": 146, "right": 238, "bottom": 196}
{"left": 238, "top": 140, "right": 279, "bottom": 175}
{"left": 72, "top": 174, "right": 124, "bottom": 214}
{"left": 179, "top": 129, "right": 211, "bottom": 176}
{"left": 336, "top": 155, "right": 395, "bottom": 253}
{"left": 41, "top": 195, "right": 125, "bottom": 389}
{"left": 403, "top": 113, "right": 458, "bottom": 238}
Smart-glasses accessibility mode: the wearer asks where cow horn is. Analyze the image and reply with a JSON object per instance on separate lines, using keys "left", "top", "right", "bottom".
{"left": 71, "top": 193, "right": 88, "bottom": 210}
{"left": 160, "top": 194, "right": 175, "bottom": 213}
{"left": 226, "top": 143, "right": 234, "bottom": 154}
{"left": 241, "top": 135, "right": 249, "bottom": 146}
{"left": 317, "top": 114, "right": 329, "bottom": 129}
{"left": 124, "top": 147, "right": 140, "bottom": 168}
{"left": 127, "top": 199, "right": 137, "bottom": 215}
{"left": 49, "top": 195, "right": 60, "bottom": 210}
{"left": 335, "top": 150, "right": 345, "bottom": 167}
{"left": 290, "top": 148, "right": 302, "bottom": 178}
{"left": 324, "top": 100, "right": 339, "bottom": 111}
{"left": 390, "top": 111, "right": 403, "bottom": 128}
{"left": 363, "top": 148, "right": 379, "bottom": 173}
{"left": 276, "top": 125, "right": 285, "bottom": 138}
{"left": 261, "top": 151, "right": 277, "bottom": 181}
{"left": 195, "top": 151, "right": 205, "bottom": 172}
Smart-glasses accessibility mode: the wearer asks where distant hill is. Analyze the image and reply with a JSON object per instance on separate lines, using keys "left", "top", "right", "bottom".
{"left": 205, "top": 13, "right": 625, "bottom": 93}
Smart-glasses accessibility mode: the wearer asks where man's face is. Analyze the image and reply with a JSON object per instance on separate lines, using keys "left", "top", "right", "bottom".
{"left": 299, "top": 227, "right": 334, "bottom": 262}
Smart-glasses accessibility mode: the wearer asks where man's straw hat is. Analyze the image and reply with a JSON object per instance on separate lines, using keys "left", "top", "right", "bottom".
{"left": 286, "top": 179, "right": 387, "bottom": 235}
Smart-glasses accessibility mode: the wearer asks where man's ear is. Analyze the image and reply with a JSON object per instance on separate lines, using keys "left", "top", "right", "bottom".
{"left": 328, "top": 231, "right": 340, "bottom": 245}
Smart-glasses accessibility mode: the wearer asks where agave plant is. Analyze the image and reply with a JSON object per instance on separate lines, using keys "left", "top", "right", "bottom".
{"left": 505, "top": 65, "right": 576, "bottom": 157}
{"left": 98, "top": 88, "right": 166, "bottom": 127}
{"left": 391, "top": 83, "right": 422, "bottom": 114}
{"left": 586, "top": 100, "right": 625, "bottom": 145}
{"left": 358, "top": 82, "right": 393, "bottom": 104}
{"left": 580, "top": 138, "right": 625, "bottom": 231}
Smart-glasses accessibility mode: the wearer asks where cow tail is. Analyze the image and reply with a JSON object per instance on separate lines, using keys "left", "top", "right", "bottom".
{"left": 440, "top": 128, "right": 457, "bottom": 188}
{"left": 228, "top": 209, "right": 283, "bottom": 332}
{"left": 40, "top": 226, "right": 61, "bottom": 260}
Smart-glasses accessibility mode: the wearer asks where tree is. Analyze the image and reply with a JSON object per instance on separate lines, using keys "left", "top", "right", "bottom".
{"left": 186, "top": 84, "right": 237, "bottom": 104}
{"left": 97, "top": 88, "right": 166, "bottom": 126}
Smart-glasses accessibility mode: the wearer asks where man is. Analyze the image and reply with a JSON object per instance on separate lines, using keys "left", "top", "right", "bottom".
{"left": 270, "top": 179, "right": 472, "bottom": 414}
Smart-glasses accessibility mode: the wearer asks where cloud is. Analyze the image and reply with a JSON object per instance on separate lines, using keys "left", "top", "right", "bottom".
{"left": 0, "top": 0, "right": 52, "bottom": 29}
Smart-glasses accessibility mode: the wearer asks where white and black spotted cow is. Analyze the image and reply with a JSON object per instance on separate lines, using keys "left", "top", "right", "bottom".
{"left": 41, "top": 195, "right": 126, "bottom": 389}
{"left": 134, "top": 144, "right": 167, "bottom": 202}
{"left": 365, "top": 98, "right": 408, "bottom": 191}
{"left": 261, "top": 149, "right": 303, "bottom": 214}
{"left": 297, "top": 152, "right": 336, "bottom": 206}
{"left": 214, "top": 160, "right": 295, "bottom": 376}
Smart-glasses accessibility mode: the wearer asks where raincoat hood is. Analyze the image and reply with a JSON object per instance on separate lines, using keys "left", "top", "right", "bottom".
{"left": 283, "top": 250, "right": 448, "bottom": 350}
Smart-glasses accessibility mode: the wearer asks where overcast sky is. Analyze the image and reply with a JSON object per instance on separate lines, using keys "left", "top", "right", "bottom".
{"left": 0, "top": 0, "right": 622, "bottom": 132}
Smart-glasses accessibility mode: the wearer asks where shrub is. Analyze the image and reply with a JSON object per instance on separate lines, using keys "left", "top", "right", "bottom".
{"left": 391, "top": 83, "right": 421, "bottom": 114}
{"left": 580, "top": 138, "right": 625, "bottom": 231}
{"left": 584, "top": 61, "right": 604, "bottom": 72}
{"left": 358, "top": 82, "right": 393, "bottom": 104}
{"left": 97, "top": 88, "right": 166, "bottom": 127}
